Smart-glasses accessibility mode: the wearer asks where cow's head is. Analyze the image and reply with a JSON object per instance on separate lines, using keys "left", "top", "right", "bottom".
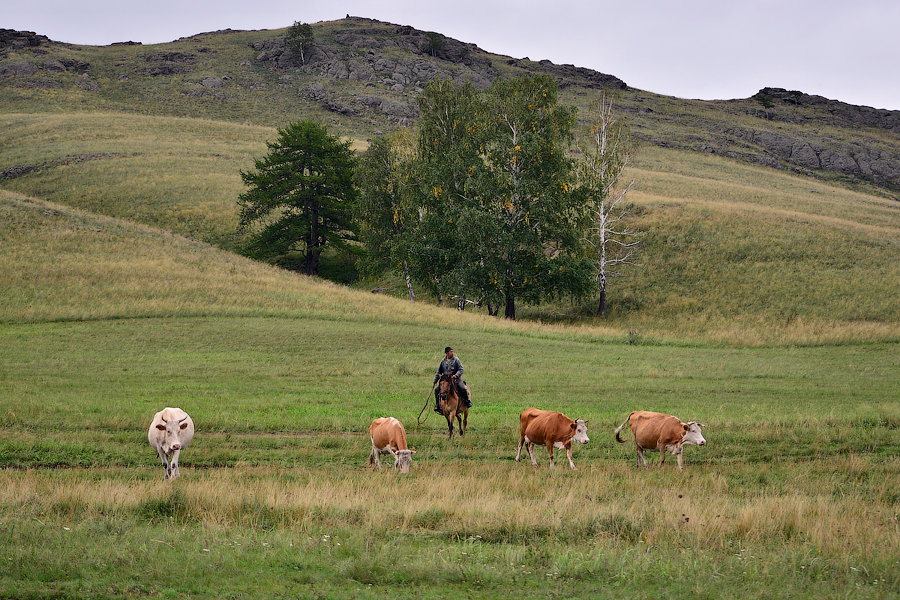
{"left": 572, "top": 419, "right": 590, "bottom": 444}
{"left": 155, "top": 416, "right": 189, "bottom": 454}
{"left": 681, "top": 421, "right": 706, "bottom": 446}
{"left": 395, "top": 449, "right": 415, "bottom": 474}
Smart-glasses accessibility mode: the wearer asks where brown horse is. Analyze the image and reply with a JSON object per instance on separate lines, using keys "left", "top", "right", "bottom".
{"left": 437, "top": 372, "right": 469, "bottom": 440}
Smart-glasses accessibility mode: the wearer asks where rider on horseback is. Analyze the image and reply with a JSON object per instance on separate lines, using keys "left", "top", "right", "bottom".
{"left": 433, "top": 346, "right": 472, "bottom": 413}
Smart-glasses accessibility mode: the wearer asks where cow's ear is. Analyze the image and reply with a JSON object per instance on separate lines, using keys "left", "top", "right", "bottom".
{"left": 156, "top": 423, "right": 166, "bottom": 430}
{"left": 683, "top": 424, "right": 689, "bottom": 431}
{"left": 179, "top": 422, "right": 189, "bottom": 430}
{"left": 570, "top": 422, "right": 576, "bottom": 431}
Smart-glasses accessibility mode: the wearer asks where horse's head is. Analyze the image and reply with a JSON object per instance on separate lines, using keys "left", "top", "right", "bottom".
{"left": 437, "top": 373, "right": 457, "bottom": 401}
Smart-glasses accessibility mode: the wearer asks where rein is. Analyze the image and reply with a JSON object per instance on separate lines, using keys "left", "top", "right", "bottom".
{"left": 417, "top": 382, "right": 437, "bottom": 426}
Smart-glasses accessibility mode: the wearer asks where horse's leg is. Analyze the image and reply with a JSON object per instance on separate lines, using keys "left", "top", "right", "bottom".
{"left": 447, "top": 411, "right": 455, "bottom": 440}
{"left": 462, "top": 409, "right": 467, "bottom": 436}
{"left": 456, "top": 411, "right": 464, "bottom": 437}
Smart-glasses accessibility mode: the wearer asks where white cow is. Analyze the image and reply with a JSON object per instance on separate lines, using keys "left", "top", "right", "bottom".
{"left": 148, "top": 407, "right": 194, "bottom": 480}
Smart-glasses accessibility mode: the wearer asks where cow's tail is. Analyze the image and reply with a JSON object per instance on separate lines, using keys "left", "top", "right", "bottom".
{"left": 614, "top": 413, "right": 633, "bottom": 443}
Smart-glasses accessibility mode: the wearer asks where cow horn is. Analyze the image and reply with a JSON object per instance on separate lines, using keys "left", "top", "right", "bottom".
{"left": 178, "top": 416, "right": 188, "bottom": 424}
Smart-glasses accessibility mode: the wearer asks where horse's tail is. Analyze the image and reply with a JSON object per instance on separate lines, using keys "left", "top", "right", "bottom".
{"left": 614, "top": 413, "right": 634, "bottom": 443}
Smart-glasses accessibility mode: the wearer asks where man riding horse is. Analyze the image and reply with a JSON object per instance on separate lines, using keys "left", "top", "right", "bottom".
{"left": 433, "top": 346, "right": 472, "bottom": 413}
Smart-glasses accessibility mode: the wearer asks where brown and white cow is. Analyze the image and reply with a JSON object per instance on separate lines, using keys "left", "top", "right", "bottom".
{"left": 148, "top": 407, "right": 194, "bottom": 480}
{"left": 614, "top": 410, "right": 706, "bottom": 471}
{"left": 515, "top": 407, "right": 590, "bottom": 469}
{"left": 368, "top": 417, "right": 415, "bottom": 473}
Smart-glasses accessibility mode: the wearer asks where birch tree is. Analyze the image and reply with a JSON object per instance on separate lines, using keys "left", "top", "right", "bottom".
{"left": 579, "top": 92, "right": 640, "bottom": 316}
{"left": 285, "top": 21, "right": 314, "bottom": 65}
{"left": 356, "top": 131, "right": 420, "bottom": 301}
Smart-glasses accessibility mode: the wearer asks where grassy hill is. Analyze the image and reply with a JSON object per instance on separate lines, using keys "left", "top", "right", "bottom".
{"left": 1, "top": 110, "right": 897, "bottom": 344}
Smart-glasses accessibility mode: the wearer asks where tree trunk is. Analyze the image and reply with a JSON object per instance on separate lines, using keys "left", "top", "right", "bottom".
{"left": 403, "top": 261, "right": 415, "bottom": 302}
{"left": 596, "top": 288, "right": 607, "bottom": 316}
{"left": 504, "top": 290, "right": 516, "bottom": 320}
{"left": 304, "top": 249, "right": 320, "bottom": 275}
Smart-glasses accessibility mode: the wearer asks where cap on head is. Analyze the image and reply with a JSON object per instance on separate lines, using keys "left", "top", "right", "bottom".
{"left": 445, "top": 346, "right": 453, "bottom": 353}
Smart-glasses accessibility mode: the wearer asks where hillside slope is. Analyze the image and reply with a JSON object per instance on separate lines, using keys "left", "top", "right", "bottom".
{"left": 1, "top": 19, "right": 898, "bottom": 345}
{"left": 1, "top": 18, "right": 898, "bottom": 191}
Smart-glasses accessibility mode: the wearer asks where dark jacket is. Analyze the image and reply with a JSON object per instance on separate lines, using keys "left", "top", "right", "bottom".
{"left": 434, "top": 356, "right": 464, "bottom": 384}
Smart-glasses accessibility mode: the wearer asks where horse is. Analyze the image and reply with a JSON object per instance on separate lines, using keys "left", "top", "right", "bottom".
{"left": 437, "top": 372, "right": 469, "bottom": 440}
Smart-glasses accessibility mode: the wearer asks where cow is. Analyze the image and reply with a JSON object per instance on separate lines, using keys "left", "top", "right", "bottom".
{"left": 368, "top": 417, "right": 415, "bottom": 473}
{"left": 148, "top": 407, "right": 194, "bottom": 480}
{"left": 614, "top": 410, "right": 706, "bottom": 471}
{"left": 515, "top": 407, "right": 590, "bottom": 469}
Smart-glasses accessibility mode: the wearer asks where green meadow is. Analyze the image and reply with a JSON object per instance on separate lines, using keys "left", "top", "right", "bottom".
{"left": 2, "top": 178, "right": 899, "bottom": 598}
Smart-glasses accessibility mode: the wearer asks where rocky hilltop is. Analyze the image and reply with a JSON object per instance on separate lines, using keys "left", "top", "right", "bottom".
{"left": 1, "top": 19, "right": 897, "bottom": 191}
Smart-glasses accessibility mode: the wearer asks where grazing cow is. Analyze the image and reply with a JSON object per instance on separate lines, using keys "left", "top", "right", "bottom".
{"left": 148, "top": 407, "right": 194, "bottom": 480}
{"left": 515, "top": 407, "right": 590, "bottom": 469}
{"left": 368, "top": 417, "right": 415, "bottom": 473}
{"left": 614, "top": 410, "right": 706, "bottom": 471}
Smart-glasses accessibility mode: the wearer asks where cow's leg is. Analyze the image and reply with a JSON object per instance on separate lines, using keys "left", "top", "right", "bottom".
{"left": 526, "top": 441, "right": 538, "bottom": 466}
{"left": 566, "top": 443, "right": 576, "bottom": 470}
{"left": 389, "top": 447, "right": 400, "bottom": 470}
{"left": 170, "top": 449, "right": 181, "bottom": 479}
{"left": 368, "top": 443, "right": 376, "bottom": 466}
{"left": 157, "top": 448, "right": 171, "bottom": 479}
{"left": 658, "top": 444, "right": 666, "bottom": 467}
{"left": 515, "top": 434, "right": 525, "bottom": 462}
{"left": 676, "top": 450, "right": 684, "bottom": 471}
{"left": 547, "top": 445, "right": 555, "bottom": 468}
{"left": 636, "top": 446, "right": 647, "bottom": 468}
{"left": 373, "top": 449, "right": 383, "bottom": 468}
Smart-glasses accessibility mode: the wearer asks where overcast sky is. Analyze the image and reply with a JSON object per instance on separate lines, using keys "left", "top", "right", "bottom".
{"left": 7, "top": 0, "right": 900, "bottom": 110}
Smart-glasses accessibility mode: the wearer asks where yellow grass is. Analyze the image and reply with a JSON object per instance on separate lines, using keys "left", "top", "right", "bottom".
{"left": 3, "top": 462, "right": 897, "bottom": 562}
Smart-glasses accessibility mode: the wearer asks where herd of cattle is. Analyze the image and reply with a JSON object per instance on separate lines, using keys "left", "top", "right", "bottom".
{"left": 150, "top": 405, "right": 706, "bottom": 479}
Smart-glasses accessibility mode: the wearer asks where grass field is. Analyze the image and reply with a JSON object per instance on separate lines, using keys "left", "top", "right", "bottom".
{"left": 1, "top": 184, "right": 899, "bottom": 598}
{"left": 2, "top": 17, "right": 899, "bottom": 598}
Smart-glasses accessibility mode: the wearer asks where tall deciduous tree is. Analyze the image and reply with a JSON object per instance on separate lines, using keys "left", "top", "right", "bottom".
{"left": 238, "top": 120, "right": 357, "bottom": 276}
{"left": 413, "top": 75, "right": 595, "bottom": 318}
{"left": 416, "top": 79, "right": 489, "bottom": 309}
{"left": 482, "top": 75, "right": 594, "bottom": 319}
{"left": 578, "top": 92, "right": 640, "bottom": 316}
{"left": 356, "top": 130, "right": 420, "bottom": 301}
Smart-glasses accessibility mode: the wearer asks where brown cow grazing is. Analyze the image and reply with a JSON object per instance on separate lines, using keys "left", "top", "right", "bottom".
{"left": 368, "top": 417, "right": 415, "bottom": 473}
{"left": 515, "top": 407, "right": 590, "bottom": 469}
{"left": 614, "top": 410, "right": 706, "bottom": 471}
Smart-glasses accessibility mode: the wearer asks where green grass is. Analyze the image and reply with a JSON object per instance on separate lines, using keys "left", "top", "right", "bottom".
{"left": 1, "top": 194, "right": 899, "bottom": 597}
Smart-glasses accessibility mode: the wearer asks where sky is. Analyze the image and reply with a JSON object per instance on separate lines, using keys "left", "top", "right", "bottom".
{"left": 7, "top": 0, "right": 900, "bottom": 110}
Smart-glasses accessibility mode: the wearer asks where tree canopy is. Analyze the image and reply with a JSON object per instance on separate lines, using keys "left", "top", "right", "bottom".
{"left": 357, "top": 75, "right": 603, "bottom": 318}
{"left": 238, "top": 120, "right": 357, "bottom": 276}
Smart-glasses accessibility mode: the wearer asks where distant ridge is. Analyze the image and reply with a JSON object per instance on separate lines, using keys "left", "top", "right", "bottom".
{"left": 1, "top": 18, "right": 898, "bottom": 191}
